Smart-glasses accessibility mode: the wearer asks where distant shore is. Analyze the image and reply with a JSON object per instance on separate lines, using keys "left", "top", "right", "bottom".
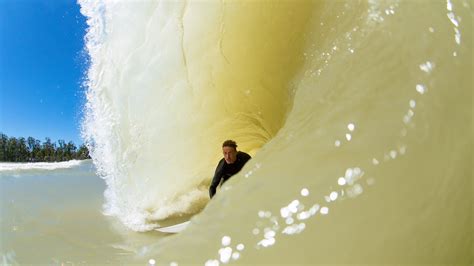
{"left": 0, "top": 133, "right": 90, "bottom": 163}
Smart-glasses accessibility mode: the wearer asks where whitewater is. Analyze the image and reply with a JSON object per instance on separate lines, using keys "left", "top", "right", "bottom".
{"left": 0, "top": 160, "right": 84, "bottom": 172}
{"left": 79, "top": 0, "right": 471, "bottom": 264}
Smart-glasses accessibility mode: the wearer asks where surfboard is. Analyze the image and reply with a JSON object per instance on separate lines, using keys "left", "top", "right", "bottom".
{"left": 155, "top": 221, "right": 191, "bottom": 233}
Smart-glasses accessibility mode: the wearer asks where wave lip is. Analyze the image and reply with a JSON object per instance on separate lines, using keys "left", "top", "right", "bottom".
{"left": 0, "top": 160, "right": 85, "bottom": 172}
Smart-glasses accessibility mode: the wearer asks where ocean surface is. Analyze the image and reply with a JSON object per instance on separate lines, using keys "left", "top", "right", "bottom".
{"left": 0, "top": 160, "right": 194, "bottom": 264}
{"left": 2, "top": 0, "right": 472, "bottom": 264}
{"left": 0, "top": 160, "right": 173, "bottom": 264}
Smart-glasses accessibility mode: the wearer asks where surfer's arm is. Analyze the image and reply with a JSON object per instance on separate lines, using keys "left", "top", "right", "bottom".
{"left": 209, "top": 160, "right": 225, "bottom": 198}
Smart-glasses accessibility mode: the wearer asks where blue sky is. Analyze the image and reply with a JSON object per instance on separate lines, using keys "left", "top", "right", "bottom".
{"left": 0, "top": 0, "right": 88, "bottom": 145}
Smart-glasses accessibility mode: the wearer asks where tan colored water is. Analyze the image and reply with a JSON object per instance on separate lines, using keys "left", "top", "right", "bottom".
{"left": 2, "top": 0, "right": 471, "bottom": 264}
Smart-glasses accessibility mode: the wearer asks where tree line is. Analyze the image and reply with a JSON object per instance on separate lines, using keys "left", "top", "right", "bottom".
{"left": 0, "top": 133, "right": 91, "bottom": 162}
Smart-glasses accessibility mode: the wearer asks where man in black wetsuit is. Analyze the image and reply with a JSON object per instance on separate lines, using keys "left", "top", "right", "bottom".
{"left": 209, "top": 140, "right": 251, "bottom": 198}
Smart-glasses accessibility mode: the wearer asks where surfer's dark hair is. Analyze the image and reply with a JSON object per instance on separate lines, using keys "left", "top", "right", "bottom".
{"left": 222, "top": 140, "right": 237, "bottom": 149}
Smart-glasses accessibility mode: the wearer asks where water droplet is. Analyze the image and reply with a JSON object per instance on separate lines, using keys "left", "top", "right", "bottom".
{"left": 288, "top": 200, "right": 300, "bottom": 214}
{"left": 372, "top": 158, "right": 379, "bottom": 165}
{"left": 301, "top": 188, "right": 310, "bottom": 197}
{"left": 348, "top": 123, "right": 355, "bottom": 131}
{"left": 447, "top": 0, "right": 453, "bottom": 11}
{"left": 297, "top": 211, "right": 311, "bottom": 220}
{"left": 221, "top": 236, "right": 231, "bottom": 246}
{"left": 454, "top": 27, "right": 461, "bottom": 44}
{"left": 416, "top": 84, "right": 426, "bottom": 94}
{"left": 390, "top": 150, "right": 397, "bottom": 159}
{"left": 264, "top": 230, "right": 276, "bottom": 239}
{"left": 399, "top": 146, "right": 407, "bottom": 154}
{"left": 447, "top": 12, "right": 459, "bottom": 27}
{"left": 236, "top": 244, "right": 245, "bottom": 251}
{"left": 345, "top": 168, "right": 354, "bottom": 179}
{"left": 419, "top": 61, "right": 435, "bottom": 73}
{"left": 338, "top": 177, "right": 346, "bottom": 185}
{"left": 232, "top": 252, "right": 240, "bottom": 260}
{"left": 205, "top": 260, "right": 219, "bottom": 266}
{"left": 280, "top": 207, "right": 290, "bottom": 218}
{"left": 320, "top": 207, "right": 329, "bottom": 215}
{"left": 219, "top": 247, "right": 233, "bottom": 263}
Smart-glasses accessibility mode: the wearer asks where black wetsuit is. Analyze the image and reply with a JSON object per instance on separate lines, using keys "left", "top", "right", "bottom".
{"left": 209, "top": 151, "right": 251, "bottom": 198}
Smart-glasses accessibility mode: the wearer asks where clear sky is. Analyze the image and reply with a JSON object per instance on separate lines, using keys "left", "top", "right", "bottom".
{"left": 0, "top": 0, "right": 88, "bottom": 145}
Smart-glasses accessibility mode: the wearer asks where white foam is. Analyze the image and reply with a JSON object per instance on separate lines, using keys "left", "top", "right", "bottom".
{"left": 0, "top": 160, "right": 84, "bottom": 172}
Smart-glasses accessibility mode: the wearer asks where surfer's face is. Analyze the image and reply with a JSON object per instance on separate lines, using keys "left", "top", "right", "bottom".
{"left": 222, "top": 146, "right": 237, "bottom": 164}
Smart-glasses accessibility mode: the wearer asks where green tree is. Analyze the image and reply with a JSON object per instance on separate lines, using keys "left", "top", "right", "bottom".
{"left": 7, "top": 137, "right": 18, "bottom": 161}
{"left": 77, "top": 144, "right": 90, "bottom": 160}
{"left": 17, "top": 137, "right": 29, "bottom": 162}
{"left": 42, "top": 138, "right": 56, "bottom": 162}
{"left": 27, "top": 137, "right": 41, "bottom": 162}
{"left": 65, "top": 141, "right": 77, "bottom": 161}
{"left": 33, "top": 139, "right": 42, "bottom": 161}
{"left": 0, "top": 133, "right": 7, "bottom": 161}
{"left": 56, "top": 139, "right": 66, "bottom": 161}
{"left": 27, "top": 136, "right": 36, "bottom": 153}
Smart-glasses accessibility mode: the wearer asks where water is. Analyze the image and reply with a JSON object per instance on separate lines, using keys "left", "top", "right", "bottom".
{"left": 0, "top": 160, "right": 181, "bottom": 264}
{"left": 4, "top": 0, "right": 472, "bottom": 264}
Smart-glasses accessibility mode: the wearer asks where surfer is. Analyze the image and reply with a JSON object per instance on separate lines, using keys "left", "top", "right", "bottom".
{"left": 209, "top": 140, "right": 251, "bottom": 198}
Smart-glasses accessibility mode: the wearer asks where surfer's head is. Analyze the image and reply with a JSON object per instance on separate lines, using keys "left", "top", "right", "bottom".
{"left": 222, "top": 140, "right": 238, "bottom": 164}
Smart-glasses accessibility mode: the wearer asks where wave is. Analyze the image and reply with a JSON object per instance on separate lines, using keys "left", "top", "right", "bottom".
{"left": 79, "top": 0, "right": 471, "bottom": 263}
{"left": 0, "top": 160, "right": 85, "bottom": 172}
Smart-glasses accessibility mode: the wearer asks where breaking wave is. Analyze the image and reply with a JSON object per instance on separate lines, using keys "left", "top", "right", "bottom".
{"left": 79, "top": 0, "right": 471, "bottom": 263}
{"left": 0, "top": 160, "right": 85, "bottom": 173}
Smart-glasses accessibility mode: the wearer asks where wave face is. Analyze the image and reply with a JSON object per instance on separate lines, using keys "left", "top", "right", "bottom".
{"left": 79, "top": 0, "right": 472, "bottom": 263}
